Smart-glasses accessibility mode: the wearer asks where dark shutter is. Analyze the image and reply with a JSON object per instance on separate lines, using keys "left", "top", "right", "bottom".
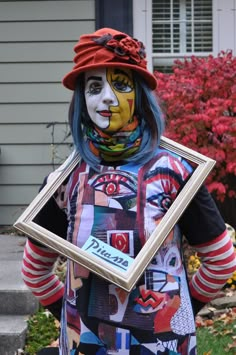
{"left": 95, "top": 0, "right": 133, "bottom": 36}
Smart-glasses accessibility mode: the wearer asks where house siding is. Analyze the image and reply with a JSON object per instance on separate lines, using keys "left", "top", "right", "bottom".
{"left": 213, "top": 0, "right": 236, "bottom": 55}
{"left": 1, "top": 0, "right": 234, "bottom": 226}
{"left": 0, "top": 0, "right": 95, "bottom": 225}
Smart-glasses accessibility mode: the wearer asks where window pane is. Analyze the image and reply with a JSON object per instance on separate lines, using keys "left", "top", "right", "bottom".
{"left": 173, "top": 0, "right": 180, "bottom": 20}
{"left": 152, "top": 1, "right": 171, "bottom": 21}
{"left": 173, "top": 23, "right": 180, "bottom": 52}
{"left": 152, "top": 0, "right": 213, "bottom": 71}
{"left": 153, "top": 23, "right": 172, "bottom": 52}
{"left": 193, "top": 23, "right": 212, "bottom": 52}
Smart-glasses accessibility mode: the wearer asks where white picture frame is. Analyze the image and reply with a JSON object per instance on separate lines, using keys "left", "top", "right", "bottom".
{"left": 14, "top": 136, "right": 215, "bottom": 291}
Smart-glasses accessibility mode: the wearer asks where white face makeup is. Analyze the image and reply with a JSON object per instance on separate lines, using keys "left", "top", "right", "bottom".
{"left": 84, "top": 67, "right": 135, "bottom": 132}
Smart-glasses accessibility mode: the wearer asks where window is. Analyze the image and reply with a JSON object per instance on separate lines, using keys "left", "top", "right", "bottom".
{"left": 152, "top": 0, "right": 213, "bottom": 72}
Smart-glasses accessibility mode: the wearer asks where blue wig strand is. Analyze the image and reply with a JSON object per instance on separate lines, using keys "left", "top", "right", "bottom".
{"left": 135, "top": 74, "right": 165, "bottom": 143}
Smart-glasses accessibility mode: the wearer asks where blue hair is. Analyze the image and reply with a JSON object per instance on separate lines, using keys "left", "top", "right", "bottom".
{"left": 69, "top": 72, "right": 165, "bottom": 170}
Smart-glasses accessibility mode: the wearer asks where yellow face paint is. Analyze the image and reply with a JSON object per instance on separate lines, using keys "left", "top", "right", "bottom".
{"left": 106, "top": 67, "right": 135, "bottom": 132}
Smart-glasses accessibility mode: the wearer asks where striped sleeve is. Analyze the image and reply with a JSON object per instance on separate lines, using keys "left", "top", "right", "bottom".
{"left": 189, "top": 229, "right": 236, "bottom": 303}
{"left": 21, "top": 239, "right": 65, "bottom": 306}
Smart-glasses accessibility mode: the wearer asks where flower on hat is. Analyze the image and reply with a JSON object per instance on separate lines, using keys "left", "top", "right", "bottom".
{"left": 93, "top": 33, "right": 147, "bottom": 68}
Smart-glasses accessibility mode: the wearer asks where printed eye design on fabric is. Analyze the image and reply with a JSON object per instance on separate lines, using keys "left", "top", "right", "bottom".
{"left": 106, "top": 181, "right": 117, "bottom": 195}
{"left": 147, "top": 192, "right": 172, "bottom": 212}
{"left": 90, "top": 171, "right": 137, "bottom": 197}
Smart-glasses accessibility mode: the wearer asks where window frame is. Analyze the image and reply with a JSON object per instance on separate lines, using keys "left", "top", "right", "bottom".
{"left": 133, "top": 0, "right": 213, "bottom": 72}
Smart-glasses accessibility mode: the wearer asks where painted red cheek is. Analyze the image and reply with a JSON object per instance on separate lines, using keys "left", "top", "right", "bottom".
{"left": 127, "top": 99, "right": 134, "bottom": 113}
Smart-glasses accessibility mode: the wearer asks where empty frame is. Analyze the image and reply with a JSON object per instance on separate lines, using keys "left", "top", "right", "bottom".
{"left": 14, "top": 136, "right": 215, "bottom": 291}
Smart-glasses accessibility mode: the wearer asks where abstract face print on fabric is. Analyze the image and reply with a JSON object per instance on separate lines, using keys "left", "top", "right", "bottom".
{"left": 84, "top": 67, "right": 135, "bottom": 132}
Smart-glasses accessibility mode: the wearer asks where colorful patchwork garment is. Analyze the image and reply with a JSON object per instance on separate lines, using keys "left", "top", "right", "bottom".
{"left": 22, "top": 148, "right": 235, "bottom": 355}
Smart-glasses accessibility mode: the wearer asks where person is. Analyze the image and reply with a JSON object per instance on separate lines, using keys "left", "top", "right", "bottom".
{"left": 22, "top": 28, "right": 236, "bottom": 355}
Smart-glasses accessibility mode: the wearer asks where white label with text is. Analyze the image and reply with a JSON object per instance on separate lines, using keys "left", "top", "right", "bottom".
{"left": 82, "top": 235, "right": 134, "bottom": 272}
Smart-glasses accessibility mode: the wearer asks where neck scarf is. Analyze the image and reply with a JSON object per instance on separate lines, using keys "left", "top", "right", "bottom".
{"left": 86, "top": 116, "right": 142, "bottom": 162}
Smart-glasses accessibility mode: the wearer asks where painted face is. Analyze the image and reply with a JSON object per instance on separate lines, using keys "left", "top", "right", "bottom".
{"left": 84, "top": 67, "right": 135, "bottom": 132}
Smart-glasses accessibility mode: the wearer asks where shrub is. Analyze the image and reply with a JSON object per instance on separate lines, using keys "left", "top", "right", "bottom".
{"left": 154, "top": 51, "right": 236, "bottom": 202}
{"left": 24, "top": 306, "right": 59, "bottom": 354}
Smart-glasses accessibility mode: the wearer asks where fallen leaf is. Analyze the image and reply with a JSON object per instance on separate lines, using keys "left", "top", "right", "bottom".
{"left": 54, "top": 319, "right": 60, "bottom": 329}
{"left": 48, "top": 339, "right": 59, "bottom": 347}
{"left": 205, "top": 319, "right": 214, "bottom": 326}
{"left": 208, "top": 307, "right": 216, "bottom": 312}
{"left": 222, "top": 330, "right": 233, "bottom": 335}
{"left": 225, "top": 340, "right": 236, "bottom": 350}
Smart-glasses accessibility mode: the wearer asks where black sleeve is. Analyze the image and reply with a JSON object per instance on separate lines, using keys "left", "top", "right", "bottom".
{"left": 191, "top": 297, "right": 206, "bottom": 317}
{"left": 46, "top": 297, "right": 63, "bottom": 322}
{"left": 33, "top": 195, "right": 68, "bottom": 239}
{"left": 179, "top": 185, "right": 226, "bottom": 246}
{"left": 30, "top": 176, "right": 68, "bottom": 247}
{"left": 27, "top": 177, "right": 68, "bottom": 318}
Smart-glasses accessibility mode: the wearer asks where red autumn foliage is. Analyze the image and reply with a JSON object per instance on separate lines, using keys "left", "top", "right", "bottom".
{"left": 154, "top": 51, "right": 236, "bottom": 201}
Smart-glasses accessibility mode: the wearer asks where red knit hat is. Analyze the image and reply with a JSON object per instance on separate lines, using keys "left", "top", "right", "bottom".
{"left": 62, "top": 28, "right": 157, "bottom": 90}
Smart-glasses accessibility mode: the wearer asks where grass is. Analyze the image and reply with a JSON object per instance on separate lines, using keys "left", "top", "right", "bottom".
{"left": 197, "top": 322, "right": 236, "bottom": 354}
{"left": 196, "top": 309, "right": 236, "bottom": 355}
{"left": 23, "top": 308, "right": 236, "bottom": 354}
{"left": 197, "top": 326, "right": 235, "bottom": 355}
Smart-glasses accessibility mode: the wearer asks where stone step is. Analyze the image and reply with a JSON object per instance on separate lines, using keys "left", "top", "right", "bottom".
{"left": 0, "top": 314, "right": 29, "bottom": 355}
{"left": 0, "top": 235, "right": 38, "bottom": 315}
{"left": 0, "top": 234, "right": 39, "bottom": 354}
{"left": 0, "top": 286, "right": 38, "bottom": 315}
